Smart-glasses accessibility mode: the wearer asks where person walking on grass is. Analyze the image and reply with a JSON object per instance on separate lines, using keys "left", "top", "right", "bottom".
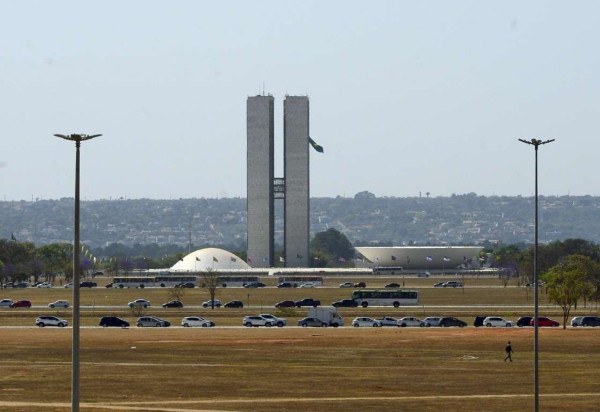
{"left": 504, "top": 341, "right": 513, "bottom": 362}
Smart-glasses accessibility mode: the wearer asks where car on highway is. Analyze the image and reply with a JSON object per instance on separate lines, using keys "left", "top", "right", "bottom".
{"left": 243, "top": 315, "right": 281, "bottom": 327}
{"left": 580, "top": 316, "right": 600, "bottom": 327}
{"left": 10, "top": 300, "right": 31, "bottom": 308}
{"left": 398, "top": 317, "right": 425, "bottom": 327}
{"left": 483, "top": 317, "right": 514, "bottom": 327}
{"left": 423, "top": 317, "right": 442, "bottom": 327}
{"left": 378, "top": 316, "right": 400, "bottom": 327}
{"left": 570, "top": 316, "right": 584, "bottom": 327}
{"left": 137, "top": 316, "right": 170, "bottom": 327}
{"left": 384, "top": 283, "right": 400, "bottom": 288}
{"left": 354, "top": 282, "right": 367, "bottom": 288}
{"left": 175, "top": 282, "right": 195, "bottom": 288}
{"left": 332, "top": 299, "right": 358, "bottom": 308}
{"left": 99, "top": 316, "right": 130, "bottom": 327}
{"left": 128, "top": 299, "right": 150, "bottom": 308}
{"left": 0, "top": 299, "right": 14, "bottom": 307}
{"left": 80, "top": 281, "right": 97, "bottom": 288}
{"left": 275, "top": 300, "right": 296, "bottom": 308}
{"left": 277, "top": 282, "right": 294, "bottom": 288}
{"left": 443, "top": 281, "right": 463, "bottom": 288}
{"left": 299, "top": 282, "right": 316, "bottom": 288}
{"left": 243, "top": 282, "right": 266, "bottom": 288}
{"left": 202, "top": 299, "right": 222, "bottom": 308}
{"left": 224, "top": 300, "right": 244, "bottom": 308}
{"left": 529, "top": 316, "right": 559, "bottom": 327}
{"left": 297, "top": 317, "right": 327, "bottom": 327}
{"left": 181, "top": 316, "right": 215, "bottom": 327}
{"left": 352, "top": 317, "right": 381, "bottom": 327}
{"left": 339, "top": 282, "right": 355, "bottom": 288}
{"left": 36, "top": 282, "right": 53, "bottom": 288}
{"left": 439, "top": 317, "right": 467, "bottom": 327}
{"left": 516, "top": 316, "right": 533, "bottom": 327}
{"left": 162, "top": 300, "right": 184, "bottom": 308}
{"left": 36, "top": 316, "right": 68, "bottom": 327}
{"left": 258, "top": 314, "right": 286, "bottom": 327}
{"left": 473, "top": 316, "right": 486, "bottom": 327}
{"left": 48, "top": 300, "right": 70, "bottom": 309}
{"left": 433, "top": 282, "right": 445, "bottom": 288}
{"left": 64, "top": 283, "right": 74, "bottom": 288}
{"left": 295, "top": 298, "right": 320, "bottom": 307}
{"left": 105, "top": 283, "right": 113, "bottom": 288}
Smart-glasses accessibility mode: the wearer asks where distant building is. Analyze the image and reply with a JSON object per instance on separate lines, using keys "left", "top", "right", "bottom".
{"left": 355, "top": 246, "right": 484, "bottom": 271}
{"left": 246, "top": 94, "right": 311, "bottom": 268}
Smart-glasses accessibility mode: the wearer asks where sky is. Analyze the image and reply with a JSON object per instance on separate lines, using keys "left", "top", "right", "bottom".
{"left": 1, "top": 1, "right": 599, "bottom": 201}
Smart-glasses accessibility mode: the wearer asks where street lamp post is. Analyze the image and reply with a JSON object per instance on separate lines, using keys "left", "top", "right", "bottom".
{"left": 518, "top": 137, "right": 555, "bottom": 412}
{"left": 55, "top": 133, "right": 101, "bottom": 412}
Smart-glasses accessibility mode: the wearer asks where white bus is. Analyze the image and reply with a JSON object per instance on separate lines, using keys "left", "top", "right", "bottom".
{"left": 351, "top": 289, "right": 419, "bottom": 308}
{"left": 113, "top": 277, "right": 157, "bottom": 289}
{"left": 155, "top": 276, "right": 198, "bottom": 287}
{"left": 217, "top": 276, "right": 260, "bottom": 287}
{"left": 277, "top": 276, "right": 324, "bottom": 287}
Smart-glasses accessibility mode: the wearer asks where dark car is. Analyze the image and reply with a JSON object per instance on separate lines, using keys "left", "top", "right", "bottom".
{"left": 385, "top": 283, "right": 400, "bottom": 288}
{"left": 277, "top": 282, "right": 294, "bottom": 288}
{"left": 105, "top": 283, "right": 113, "bottom": 288}
{"left": 275, "top": 300, "right": 296, "bottom": 308}
{"left": 162, "top": 300, "right": 184, "bottom": 308}
{"left": 473, "top": 316, "right": 486, "bottom": 327}
{"left": 224, "top": 300, "right": 244, "bottom": 308}
{"left": 175, "top": 282, "right": 195, "bottom": 288}
{"left": 332, "top": 299, "right": 359, "bottom": 308}
{"left": 439, "top": 317, "right": 467, "bottom": 327}
{"left": 14, "top": 282, "right": 29, "bottom": 288}
{"left": 295, "top": 298, "right": 321, "bottom": 308}
{"left": 99, "top": 316, "right": 130, "bottom": 327}
{"left": 529, "top": 317, "right": 559, "bottom": 327}
{"left": 581, "top": 316, "right": 600, "bottom": 327}
{"left": 10, "top": 300, "right": 32, "bottom": 308}
{"left": 80, "top": 281, "right": 97, "bottom": 288}
{"left": 244, "top": 282, "right": 266, "bottom": 288}
{"left": 297, "top": 317, "right": 327, "bottom": 327}
{"left": 517, "top": 316, "right": 533, "bottom": 327}
{"left": 354, "top": 282, "right": 367, "bottom": 288}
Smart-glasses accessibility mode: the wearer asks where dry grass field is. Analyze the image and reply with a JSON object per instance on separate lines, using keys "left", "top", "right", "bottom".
{"left": 0, "top": 327, "right": 599, "bottom": 412}
{"left": 1, "top": 277, "right": 599, "bottom": 411}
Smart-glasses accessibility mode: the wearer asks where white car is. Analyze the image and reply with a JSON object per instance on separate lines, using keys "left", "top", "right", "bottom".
{"left": 378, "top": 316, "right": 399, "bottom": 327}
{"left": 299, "top": 283, "right": 316, "bottom": 288}
{"left": 0, "top": 299, "right": 14, "bottom": 308}
{"left": 37, "top": 282, "right": 53, "bottom": 288}
{"left": 571, "top": 316, "right": 584, "bottom": 327}
{"left": 352, "top": 317, "right": 382, "bottom": 327}
{"left": 483, "top": 317, "right": 514, "bottom": 327}
{"left": 181, "top": 316, "right": 215, "bottom": 327}
{"left": 339, "top": 282, "right": 355, "bottom": 288}
{"left": 243, "top": 315, "right": 273, "bottom": 327}
{"left": 48, "top": 300, "right": 70, "bottom": 309}
{"left": 64, "top": 282, "right": 74, "bottom": 288}
{"left": 128, "top": 299, "right": 151, "bottom": 308}
{"left": 258, "top": 314, "right": 286, "bottom": 327}
{"left": 36, "top": 316, "right": 68, "bottom": 327}
{"left": 423, "top": 317, "right": 442, "bottom": 327}
{"left": 398, "top": 317, "right": 425, "bottom": 327}
{"left": 202, "top": 299, "right": 222, "bottom": 308}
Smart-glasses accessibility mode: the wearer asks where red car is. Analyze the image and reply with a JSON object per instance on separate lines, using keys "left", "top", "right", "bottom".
{"left": 10, "top": 300, "right": 32, "bottom": 308}
{"left": 529, "top": 316, "right": 559, "bottom": 327}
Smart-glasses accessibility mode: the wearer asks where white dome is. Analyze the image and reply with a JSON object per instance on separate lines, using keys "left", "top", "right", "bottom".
{"left": 170, "top": 248, "right": 250, "bottom": 271}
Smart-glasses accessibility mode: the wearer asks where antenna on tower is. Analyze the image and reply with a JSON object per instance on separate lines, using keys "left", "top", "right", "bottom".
{"left": 262, "top": 82, "right": 266, "bottom": 96}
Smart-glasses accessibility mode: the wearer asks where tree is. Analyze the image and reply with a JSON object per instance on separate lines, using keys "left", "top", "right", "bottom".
{"left": 167, "top": 286, "right": 187, "bottom": 302}
{"left": 310, "top": 228, "right": 355, "bottom": 267}
{"left": 201, "top": 268, "right": 219, "bottom": 309}
{"left": 543, "top": 255, "right": 597, "bottom": 329}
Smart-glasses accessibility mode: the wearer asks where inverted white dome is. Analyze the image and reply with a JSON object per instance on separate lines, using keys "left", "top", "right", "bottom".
{"left": 170, "top": 248, "right": 250, "bottom": 271}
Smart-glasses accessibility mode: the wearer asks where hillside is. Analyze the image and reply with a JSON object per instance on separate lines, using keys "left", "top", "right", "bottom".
{"left": 2, "top": 194, "right": 600, "bottom": 248}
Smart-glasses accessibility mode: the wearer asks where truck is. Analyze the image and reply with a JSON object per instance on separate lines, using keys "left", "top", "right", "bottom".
{"left": 307, "top": 306, "right": 344, "bottom": 327}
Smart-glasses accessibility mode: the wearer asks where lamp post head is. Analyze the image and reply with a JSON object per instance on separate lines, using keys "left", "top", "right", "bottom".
{"left": 518, "top": 138, "right": 555, "bottom": 147}
{"left": 54, "top": 133, "right": 102, "bottom": 142}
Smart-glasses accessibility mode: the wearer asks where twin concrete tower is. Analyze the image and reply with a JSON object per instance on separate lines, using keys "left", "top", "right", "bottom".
{"left": 247, "top": 95, "right": 311, "bottom": 268}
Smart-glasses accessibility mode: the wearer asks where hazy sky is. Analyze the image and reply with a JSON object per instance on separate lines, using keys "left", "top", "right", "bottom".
{"left": 2, "top": 1, "right": 599, "bottom": 201}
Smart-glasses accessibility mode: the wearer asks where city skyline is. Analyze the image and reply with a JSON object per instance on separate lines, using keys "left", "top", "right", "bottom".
{"left": 2, "top": 2, "right": 599, "bottom": 201}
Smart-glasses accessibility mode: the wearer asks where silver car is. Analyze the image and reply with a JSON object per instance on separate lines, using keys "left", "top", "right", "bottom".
{"left": 423, "top": 317, "right": 442, "bottom": 327}
{"left": 483, "top": 317, "right": 514, "bottom": 327}
{"left": 352, "top": 317, "right": 382, "bottom": 327}
{"left": 48, "top": 300, "right": 70, "bottom": 308}
{"left": 137, "top": 316, "right": 170, "bottom": 327}
{"left": 398, "top": 317, "right": 425, "bottom": 327}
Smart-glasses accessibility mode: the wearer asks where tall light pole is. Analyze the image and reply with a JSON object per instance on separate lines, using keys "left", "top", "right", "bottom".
{"left": 55, "top": 133, "right": 101, "bottom": 412}
{"left": 518, "top": 137, "right": 555, "bottom": 412}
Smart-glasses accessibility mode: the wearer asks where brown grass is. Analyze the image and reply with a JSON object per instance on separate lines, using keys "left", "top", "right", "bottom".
{"left": 0, "top": 327, "right": 599, "bottom": 411}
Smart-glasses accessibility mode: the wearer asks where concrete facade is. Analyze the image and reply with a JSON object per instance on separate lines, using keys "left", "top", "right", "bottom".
{"left": 283, "top": 96, "right": 310, "bottom": 267}
{"left": 246, "top": 95, "right": 274, "bottom": 267}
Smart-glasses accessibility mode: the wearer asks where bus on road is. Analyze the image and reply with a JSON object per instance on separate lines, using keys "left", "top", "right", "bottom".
{"left": 351, "top": 289, "right": 419, "bottom": 308}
